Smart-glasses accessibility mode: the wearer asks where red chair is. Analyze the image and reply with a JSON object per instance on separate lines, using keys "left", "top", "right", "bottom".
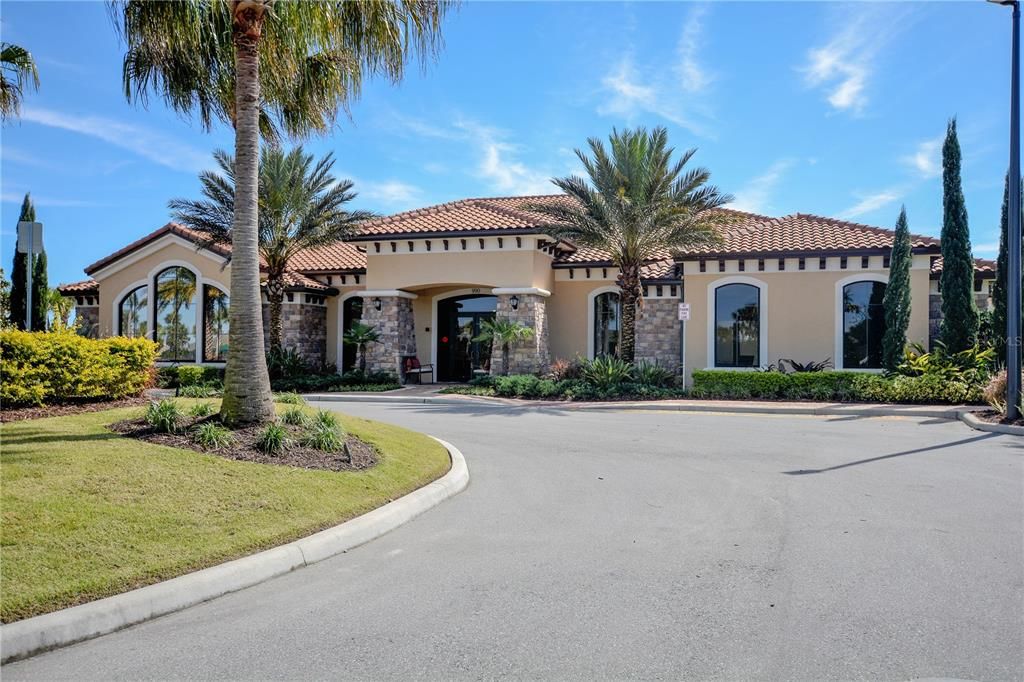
{"left": 403, "top": 356, "right": 434, "bottom": 384}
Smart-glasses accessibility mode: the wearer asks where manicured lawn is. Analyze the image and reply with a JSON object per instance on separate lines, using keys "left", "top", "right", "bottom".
{"left": 0, "top": 401, "right": 450, "bottom": 623}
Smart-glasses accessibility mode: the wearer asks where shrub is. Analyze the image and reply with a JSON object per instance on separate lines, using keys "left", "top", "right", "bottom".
{"left": 313, "top": 409, "right": 341, "bottom": 431}
{"left": 267, "top": 347, "right": 309, "bottom": 381}
{"left": 191, "top": 422, "right": 235, "bottom": 450}
{"left": 274, "top": 391, "right": 305, "bottom": 405}
{"left": 176, "top": 365, "right": 205, "bottom": 387}
{"left": 579, "top": 356, "right": 635, "bottom": 389}
{"left": 189, "top": 401, "right": 214, "bottom": 417}
{"left": 493, "top": 374, "right": 559, "bottom": 398}
{"left": 546, "top": 356, "right": 583, "bottom": 382}
{"left": 146, "top": 399, "right": 183, "bottom": 433}
{"left": 896, "top": 342, "right": 995, "bottom": 385}
{"left": 281, "top": 406, "right": 309, "bottom": 426}
{"left": 255, "top": 423, "right": 291, "bottom": 455}
{"left": 300, "top": 422, "right": 344, "bottom": 451}
{"left": 634, "top": 360, "right": 677, "bottom": 387}
{"left": 982, "top": 369, "right": 1024, "bottom": 415}
{"left": 0, "top": 330, "right": 157, "bottom": 406}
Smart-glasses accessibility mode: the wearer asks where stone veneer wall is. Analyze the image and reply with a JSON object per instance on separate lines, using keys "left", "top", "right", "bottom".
{"left": 75, "top": 306, "right": 99, "bottom": 339}
{"left": 361, "top": 296, "right": 416, "bottom": 379}
{"left": 262, "top": 297, "right": 328, "bottom": 367}
{"left": 635, "top": 298, "right": 681, "bottom": 369}
{"left": 491, "top": 293, "right": 551, "bottom": 375}
{"left": 929, "top": 288, "right": 993, "bottom": 349}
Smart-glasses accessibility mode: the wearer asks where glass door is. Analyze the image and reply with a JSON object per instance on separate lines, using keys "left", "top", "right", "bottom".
{"left": 437, "top": 295, "right": 497, "bottom": 381}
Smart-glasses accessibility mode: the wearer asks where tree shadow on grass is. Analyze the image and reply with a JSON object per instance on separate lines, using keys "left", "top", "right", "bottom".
{"left": 782, "top": 432, "right": 1000, "bottom": 475}
{"left": 0, "top": 431, "right": 122, "bottom": 447}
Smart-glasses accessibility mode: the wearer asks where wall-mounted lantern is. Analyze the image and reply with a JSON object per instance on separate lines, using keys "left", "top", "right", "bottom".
{"left": 509, "top": 294, "right": 520, "bottom": 311}
{"left": 373, "top": 297, "right": 382, "bottom": 312}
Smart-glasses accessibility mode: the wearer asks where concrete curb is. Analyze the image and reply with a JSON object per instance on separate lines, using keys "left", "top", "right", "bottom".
{"left": 957, "top": 410, "right": 1024, "bottom": 436}
{"left": 0, "top": 437, "right": 468, "bottom": 665}
{"left": 307, "top": 393, "right": 475, "bottom": 405}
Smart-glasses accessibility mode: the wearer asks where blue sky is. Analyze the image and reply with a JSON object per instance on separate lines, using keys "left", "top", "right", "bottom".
{"left": 0, "top": 1, "right": 1015, "bottom": 288}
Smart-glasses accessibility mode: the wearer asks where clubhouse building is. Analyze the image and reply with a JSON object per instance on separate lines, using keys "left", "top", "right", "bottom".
{"left": 60, "top": 195, "right": 996, "bottom": 384}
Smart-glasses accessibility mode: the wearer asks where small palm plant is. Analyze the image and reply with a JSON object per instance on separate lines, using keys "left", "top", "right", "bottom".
{"left": 343, "top": 323, "right": 380, "bottom": 374}
{"left": 474, "top": 319, "right": 535, "bottom": 376}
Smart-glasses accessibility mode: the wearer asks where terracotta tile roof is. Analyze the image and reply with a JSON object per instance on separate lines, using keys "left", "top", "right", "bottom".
{"left": 278, "top": 271, "right": 336, "bottom": 293}
{"left": 57, "top": 279, "right": 98, "bottom": 296}
{"left": 289, "top": 242, "right": 366, "bottom": 272}
{"left": 85, "top": 223, "right": 231, "bottom": 275}
{"left": 930, "top": 256, "right": 997, "bottom": 276}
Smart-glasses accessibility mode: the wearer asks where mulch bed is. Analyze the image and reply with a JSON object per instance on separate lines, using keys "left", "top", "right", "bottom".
{"left": 110, "top": 416, "right": 377, "bottom": 472}
{"left": 973, "top": 409, "right": 1024, "bottom": 427}
{"left": 0, "top": 397, "right": 150, "bottom": 424}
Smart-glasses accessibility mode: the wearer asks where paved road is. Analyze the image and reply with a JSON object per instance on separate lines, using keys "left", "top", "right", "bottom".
{"left": 5, "top": 404, "right": 1023, "bottom": 681}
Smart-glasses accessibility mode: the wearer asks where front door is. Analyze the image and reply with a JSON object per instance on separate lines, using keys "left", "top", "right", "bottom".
{"left": 437, "top": 295, "right": 497, "bottom": 382}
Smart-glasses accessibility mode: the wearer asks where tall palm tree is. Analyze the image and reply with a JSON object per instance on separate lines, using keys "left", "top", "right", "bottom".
{"left": 528, "top": 127, "right": 732, "bottom": 363}
{"left": 170, "top": 146, "right": 374, "bottom": 354}
{"left": 113, "top": 1, "right": 451, "bottom": 424}
{"left": 1, "top": 42, "right": 39, "bottom": 121}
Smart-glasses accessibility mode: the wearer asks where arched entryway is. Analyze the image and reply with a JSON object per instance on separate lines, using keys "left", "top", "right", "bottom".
{"left": 436, "top": 293, "right": 497, "bottom": 381}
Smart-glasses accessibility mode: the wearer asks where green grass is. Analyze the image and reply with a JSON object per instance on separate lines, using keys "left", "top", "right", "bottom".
{"left": 0, "top": 400, "right": 450, "bottom": 623}
{"left": 438, "top": 385, "right": 497, "bottom": 397}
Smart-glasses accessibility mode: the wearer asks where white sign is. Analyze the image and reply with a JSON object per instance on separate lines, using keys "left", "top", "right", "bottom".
{"left": 678, "top": 302, "right": 690, "bottom": 321}
{"left": 16, "top": 222, "right": 43, "bottom": 254}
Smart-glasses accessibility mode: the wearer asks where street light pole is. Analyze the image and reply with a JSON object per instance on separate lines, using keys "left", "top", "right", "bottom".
{"left": 992, "top": 0, "right": 1022, "bottom": 420}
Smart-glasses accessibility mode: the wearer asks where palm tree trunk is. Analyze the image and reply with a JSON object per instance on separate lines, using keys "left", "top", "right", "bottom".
{"left": 266, "top": 272, "right": 285, "bottom": 355}
{"left": 502, "top": 343, "right": 510, "bottom": 376}
{"left": 220, "top": 11, "right": 275, "bottom": 425}
{"left": 359, "top": 343, "right": 367, "bottom": 373}
{"left": 619, "top": 264, "right": 641, "bottom": 364}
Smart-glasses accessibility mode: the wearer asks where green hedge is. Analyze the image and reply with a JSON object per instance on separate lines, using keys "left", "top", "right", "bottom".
{"left": 1, "top": 330, "right": 158, "bottom": 406}
{"left": 691, "top": 370, "right": 983, "bottom": 404}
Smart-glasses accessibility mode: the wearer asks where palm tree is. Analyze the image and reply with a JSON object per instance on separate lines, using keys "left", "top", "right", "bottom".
{"left": 45, "top": 289, "right": 74, "bottom": 331}
{"left": 343, "top": 322, "right": 380, "bottom": 374}
{"left": 473, "top": 318, "right": 535, "bottom": 376}
{"left": 528, "top": 127, "right": 731, "bottom": 363}
{"left": 113, "top": 1, "right": 451, "bottom": 424}
{"left": 170, "top": 146, "right": 373, "bottom": 354}
{"left": 1, "top": 42, "right": 39, "bottom": 121}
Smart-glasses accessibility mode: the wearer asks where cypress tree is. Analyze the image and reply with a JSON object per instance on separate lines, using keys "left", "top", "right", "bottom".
{"left": 882, "top": 206, "right": 913, "bottom": 370}
{"left": 31, "top": 249, "right": 48, "bottom": 330}
{"left": 8, "top": 193, "right": 34, "bottom": 330}
{"left": 938, "top": 118, "right": 979, "bottom": 351}
{"left": 992, "top": 175, "right": 1010, "bottom": 361}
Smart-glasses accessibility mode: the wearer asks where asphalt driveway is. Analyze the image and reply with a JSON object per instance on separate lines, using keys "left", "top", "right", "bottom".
{"left": 5, "top": 403, "right": 1022, "bottom": 681}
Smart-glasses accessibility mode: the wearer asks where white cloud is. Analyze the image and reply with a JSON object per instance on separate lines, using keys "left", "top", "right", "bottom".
{"left": 729, "top": 159, "right": 797, "bottom": 215}
{"left": 974, "top": 242, "right": 999, "bottom": 258}
{"left": 840, "top": 188, "right": 903, "bottom": 219}
{"left": 676, "top": 5, "right": 712, "bottom": 93}
{"left": 902, "top": 137, "right": 943, "bottom": 179}
{"left": 359, "top": 180, "right": 422, "bottom": 207}
{"left": 455, "top": 119, "right": 555, "bottom": 196}
{"left": 20, "top": 107, "right": 210, "bottom": 174}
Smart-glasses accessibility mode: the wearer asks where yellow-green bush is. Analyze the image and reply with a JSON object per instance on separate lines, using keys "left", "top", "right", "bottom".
{"left": 0, "top": 330, "right": 158, "bottom": 406}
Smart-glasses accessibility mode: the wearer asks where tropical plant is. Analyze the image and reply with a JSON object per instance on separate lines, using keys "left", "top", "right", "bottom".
{"left": 545, "top": 356, "right": 583, "bottom": 382}
{"left": 579, "top": 355, "right": 635, "bottom": 389}
{"left": 473, "top": 318, "right": 535, "bottom": 376}
{"left": 146, "top": 399, "right": 184, "bottom": 433}
{"left": 9, "top": 194, "right": 33, "bottom": 329}
{"left": 527, "top": 126, "right": 731, "bottom": 362}
{"left": 255, "top": 422, "right": 290, "bottom": 455}
{"left": 897, "top": 341, "right": 995, "bottom": 386}
{"left": 300, "top": 421, "right": 344, "bottom": 452}
{"left": 939, "top": 118, "right": 980, "bottom": 352}
{"left": 189, "top": 401, "right": 215, "bottom": 417}
{"left": 45, "top": 288, "right": 74, "bottom": 331}
{"left": 273, "top": 391, "right": 305, "bottom": 405}
{"left": 192, "top": 422, "right": 235, "bottom": 449}
{"left": 634, "top": 360, "right": 676, "bottom": 387}
{"left": 1, "top": 42, "right": 39, "bottom": 121}
{"left": 313, "top": 409, "right": 341, "bottom": 431}
{"left": 281, "top": 405, "right": 308, "bottom": 426}
{"left": 778, "top": 358, "right": 833, "bottom": 373}
{"left": 343, "top": 322, "right": 380, "bottom": 373}
{"left": 114, "top": 0, "right": 451, "bottom": 425}
{"left": 170, "top": 146, "right": 374, "bottom": 354}
{"left": 266, "top": 346, "right": 309, "bottom": 380}
{"left": 882, "top": 206, "right": 913, "bottom": 371}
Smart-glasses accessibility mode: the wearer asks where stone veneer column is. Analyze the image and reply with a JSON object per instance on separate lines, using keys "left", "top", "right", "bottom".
{"left": 261, "top": 292, "right": 330, "bottom": 368}
{"left": 358, "top": 292, "right": 417, "bottom": 379}
{"left": 491, "top": 289, "right": 551, "bottom": 375}
{"left": 635, "top": 296, "right": 681, "bottom": 369}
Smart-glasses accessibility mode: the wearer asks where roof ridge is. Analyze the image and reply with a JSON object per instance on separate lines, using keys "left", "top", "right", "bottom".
{"left": 788, "top": 212, "right": 939, "bottom": 244}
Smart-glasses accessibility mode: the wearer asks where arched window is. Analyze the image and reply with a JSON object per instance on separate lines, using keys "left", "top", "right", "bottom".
{"left": 118, "top": 286, "right": 148, "bottom": 338}
{"left": 593, "top": 291, "right": 620, "bottom": 358}
{"left": 842, "top": 280, "right": 887, "bottom": 369}
{"left": 154, "top": 266, "right": 197, "bottom": 362}
{"left": 202, "top": 285, "right": 230, "bottom": 362}
{"left": 715, "top": 283, "right": 760, "bottom": 367}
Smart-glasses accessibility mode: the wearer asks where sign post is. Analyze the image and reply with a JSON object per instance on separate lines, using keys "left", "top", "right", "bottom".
{"left": 678, "top": 301, "right": 690, "bottom": 383}
{"left": 16, "top": 221, "right": 43, "bottom": 331}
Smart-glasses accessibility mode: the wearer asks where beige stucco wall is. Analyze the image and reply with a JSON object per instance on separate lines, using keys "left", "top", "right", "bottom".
{"left": 681, "top": 263, "right": 932, "bottom": 382}
{"left": 547, "top": 279, "right": 617, "bottom": 361}
{"left": 93, "top": 239, "right": 231, "bottom": 338}
{"left": 365, "top": 250, "right": 543, "bottom": 291}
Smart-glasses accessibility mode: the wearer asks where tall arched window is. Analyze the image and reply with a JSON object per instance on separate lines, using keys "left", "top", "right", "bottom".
{"left": 842, "top": 280, "right": 887, "bottom": 369}
{"left": 715, "top": 283, "right": 760, "bottom": 367}
{"left": 202, "top": 285, "right": 230, "bottom": 362}
{"left": 154, "top": 266, "right": 197, "bottom": 362}
{"left": 118, "top": 286, "right": 148, "bottom": 338}
{"left": 593, "top": 291, "right": 621, "bottom": 357}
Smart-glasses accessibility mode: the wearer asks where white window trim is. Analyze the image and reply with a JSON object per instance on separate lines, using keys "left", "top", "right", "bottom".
{"left": 834, "top": 272, "right": 888, "bottom": 372}
{"left": 587, "top": 285, "right": 621, "bottom": 360}
{"left": 90, "top": 233, "right": 228, "bottom": 281}
{"left": 430, "top": 287, "right": 496, "bottom": 369}
{"left": 335, "top": 290, "right": 363, "bottom": 372}
{"left": 706, "top": 276, "right": 768, "bottom": 370}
